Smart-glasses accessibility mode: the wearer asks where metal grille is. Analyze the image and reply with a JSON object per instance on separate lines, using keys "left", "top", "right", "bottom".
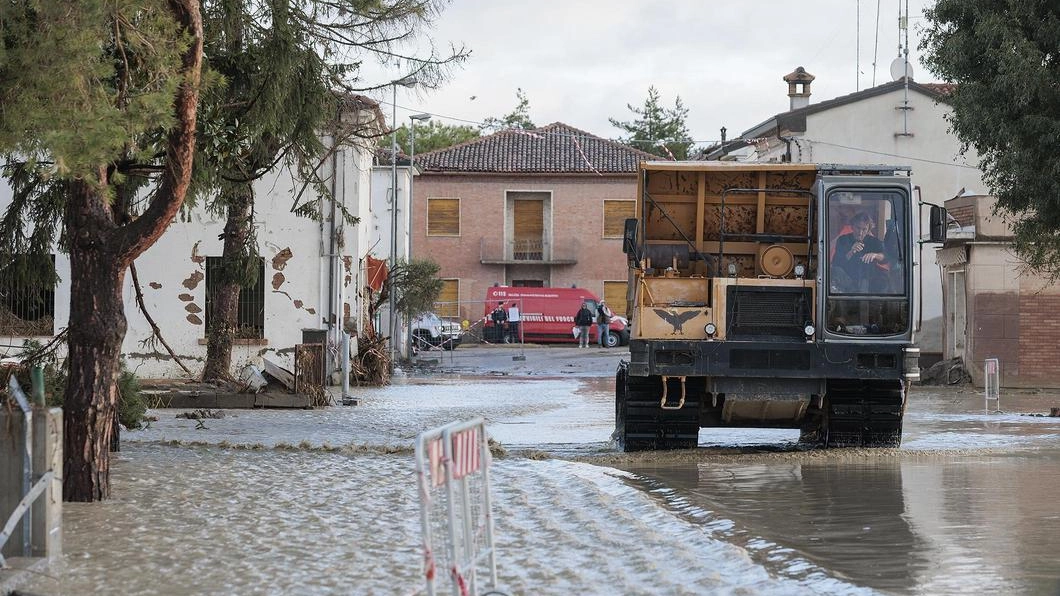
{"left": 205, "top": 257, "right": 265, "bottom": 339}
{"left": 0, "top": 255, "right": 55, "bottom": 336}
{"left": 726, "top": 286, "right": 811, "bottom": 340}
{"left": 511, "top": 239, "right": 544, "bottom": 261}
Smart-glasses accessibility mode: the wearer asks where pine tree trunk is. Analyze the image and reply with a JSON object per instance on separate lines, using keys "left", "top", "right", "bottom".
{"left": 63, "top": 179, "right": 127, "bottom": 502}
{"left": 60, "top": 0, "right": 203, "bottom": 502}
{"left": 202, "top": 187, "right": 253, "bottom": 383}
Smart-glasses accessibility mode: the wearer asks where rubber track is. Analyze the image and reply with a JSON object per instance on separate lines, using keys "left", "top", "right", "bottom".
{"left": 824, "top": 379, "right": 905, "bottom": 448}
{"left": 615, "top": 363, "right": 700, "bottom": 452}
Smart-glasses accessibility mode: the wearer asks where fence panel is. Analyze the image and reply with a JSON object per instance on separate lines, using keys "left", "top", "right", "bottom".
{"left": 415, "top": 418, "right": 498, "bottom": 596}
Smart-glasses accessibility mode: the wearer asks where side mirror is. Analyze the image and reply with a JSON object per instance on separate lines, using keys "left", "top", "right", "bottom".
{"left": 929, "top": 205, "right": 947, "bottom": 243}
{"left": 622, "top": 218, "right": 638, "bottom": 256}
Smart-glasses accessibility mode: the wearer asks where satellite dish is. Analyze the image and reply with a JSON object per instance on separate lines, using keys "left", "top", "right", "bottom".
{"left": 890, "top": 57, "right": 914, "bottom": 81}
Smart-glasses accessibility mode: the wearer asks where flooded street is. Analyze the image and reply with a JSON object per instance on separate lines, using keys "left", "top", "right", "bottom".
{"left": 22, "top": 347, "right": 1060, "bottom": 595}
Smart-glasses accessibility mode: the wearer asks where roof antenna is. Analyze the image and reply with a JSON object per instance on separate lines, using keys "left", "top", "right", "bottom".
{"left": 889, "top": 0, "right": 913, "bottom": 137}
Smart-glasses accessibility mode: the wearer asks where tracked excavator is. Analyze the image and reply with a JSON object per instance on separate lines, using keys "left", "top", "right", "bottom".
{"left": 615, "top": 161, "right": 947, "bottom": 451}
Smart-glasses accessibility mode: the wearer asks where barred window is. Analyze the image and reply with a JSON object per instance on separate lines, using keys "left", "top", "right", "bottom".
{"left": 0, "top": 255, "right": 55, "bottom": 336}
{"left": 205, "top": 257, "right": 265, "bottom": 339}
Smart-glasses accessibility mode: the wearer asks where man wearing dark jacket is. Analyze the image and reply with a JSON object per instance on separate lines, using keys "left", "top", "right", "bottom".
{"left": 595, "top": 300, "right": 613, "bottom": 347}
{"left": 574, "top": 302, "right": 594, "bottom": 348}
{"left": 490, "top": 301, "right": 508, "bottom": 343}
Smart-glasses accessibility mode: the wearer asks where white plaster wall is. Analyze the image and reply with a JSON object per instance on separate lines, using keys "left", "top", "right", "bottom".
{"left": 0, "top": 179, "right": 72, "bottom": 360}
{"left": 126, "top": 160, "right": 328, "bottom": 378}
{"left": 369, "top": 165, "right": 413, "bottom": 346}
{"left": 0, "top": 135, "right": 376, "bottom": 379}
{"left": 754, "top": 87, "right": 988, "bottom": 323}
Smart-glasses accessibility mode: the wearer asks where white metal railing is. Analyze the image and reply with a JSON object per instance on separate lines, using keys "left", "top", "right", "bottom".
{"left": 415, "top": 418, "right": 498, "bottom": 596}
{"left": 984, "top": 357, "right": 1000, "bottom": 413}
{"left": 0, "top": 375, "right": 50, "bottom": 565}
{"left": 0, "top": 471, "right": 55, "bottom": 567}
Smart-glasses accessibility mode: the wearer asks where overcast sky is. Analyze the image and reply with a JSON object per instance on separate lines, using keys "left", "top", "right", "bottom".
{"left": 379, "top": 0, "right": 938, "bottom": 150}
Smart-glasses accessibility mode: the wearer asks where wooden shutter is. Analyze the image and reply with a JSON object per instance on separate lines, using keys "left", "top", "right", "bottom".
{"left": 603, "top": 200, "right": 635, "bottom": 238}
{"left": 435, "top": 279, "right": 459, "bottom": 318}
{"left": 603, "top": 281, "right": 629, "bottom": 317}
{"left": 513, "top": 199, "right": 543, "bottom": 241}
{"left": 513, "top": 199, "right": 544, "bottom": 259}
{"left": 427, "top": 198, "right": 460, "bottom": 236}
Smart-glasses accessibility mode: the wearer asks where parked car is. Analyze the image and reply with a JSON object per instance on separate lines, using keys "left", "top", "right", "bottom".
{"left": 411, "top": 312, "right": 462, "bottom": 351}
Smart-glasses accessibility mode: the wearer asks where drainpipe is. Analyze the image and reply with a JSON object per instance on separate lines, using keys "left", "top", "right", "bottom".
{"left": 328, "top": 130, "right": 339, "bottom": 376}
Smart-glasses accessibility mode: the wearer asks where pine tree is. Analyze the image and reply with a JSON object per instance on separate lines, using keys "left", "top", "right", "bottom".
{"left": 0, "top": 0, "right": 204, "bottom": 501}
{"left": 193, "top": 1, "right": 467, "bottom": 383}
{"left": 482, "top": 88, "right": 537, "bottom": 131}
{"left": 385, "top": 121, "right": 482, "bottom": 155}
{"left": 609, "top": 87, "right": 694, "bottom": 160}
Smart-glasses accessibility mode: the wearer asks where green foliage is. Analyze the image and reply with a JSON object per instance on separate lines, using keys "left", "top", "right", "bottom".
{"left": 0, "top": 0, "right": 197, "bottom": 290}
{"left": 482, "top": 88, "right": 536, "bottom": 131}
{"left": 376, "top": 258, "right": 443, "bottom": 318}
{"left": 922, "top": 2, "right": 1060, "bottom": 277}
{"left": 117, "top": 365, "right": 147, "bottom": 430}
{"left": 383, "top": 121, "right": 482, "bottom": 155}
{"left": 193, "top": 1, "right": 334, "bottom": 211}
{"left": 15, "top": 339, "right": 146, "bottom": 429}
{"left": 0, "top": 0, "right": 191, "bottom": 181}
{"left": 609, "top": 86, "right": 694, "bottom": 160}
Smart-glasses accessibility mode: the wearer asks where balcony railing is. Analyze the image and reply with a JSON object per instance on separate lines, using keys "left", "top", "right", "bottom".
{"left": 479, "top": 238, "right": 580, "bottom": 265}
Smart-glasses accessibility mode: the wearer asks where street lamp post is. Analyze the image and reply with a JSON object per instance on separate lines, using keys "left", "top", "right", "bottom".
{"left": 389, "top": 75, "right": 418, "bottom": 366}
{"left": 406, "top": 113, "right": 431, "bottom": 358}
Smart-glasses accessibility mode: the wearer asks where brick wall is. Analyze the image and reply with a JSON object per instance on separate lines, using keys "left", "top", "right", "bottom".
{"left": 1018, "top": 294, "right": 1060, "bottom": 386}
{"left": 948, "top": 204, "right": 975, "bottom": 228}
{"left": 970, "top": 292, "right": 1019, "bottom": 385}
{"left": 413, "top": 173, "right": 634, "bottom": 323}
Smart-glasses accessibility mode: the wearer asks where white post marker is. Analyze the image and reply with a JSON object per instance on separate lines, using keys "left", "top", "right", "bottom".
{"left": 984, "top": 357, "right": 1000, "bottom": 413}
{"left": 415, "top": 418, "right": 499, "bottom": 596}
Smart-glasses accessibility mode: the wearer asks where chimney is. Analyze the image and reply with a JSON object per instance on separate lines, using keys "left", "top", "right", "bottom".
{"left": 783, "top": 66, "right": 815, "bottom": 111}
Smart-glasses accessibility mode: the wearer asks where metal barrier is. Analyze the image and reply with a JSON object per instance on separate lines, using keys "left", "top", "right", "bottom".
{"left": 0, "top": 471, "right": 54, "bottom": 567}
{"left": 984, "top": 357, "right": 1000, "bottom": 413}
{"left": 414, "top": 418, "right": 498, "bottom": 596}
{"left": 0, "top": 374, "right": 56, "bottom": 566}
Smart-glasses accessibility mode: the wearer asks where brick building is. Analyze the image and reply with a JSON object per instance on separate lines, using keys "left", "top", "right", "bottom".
{"left": 937, "top": 193, "right": 1060, "bottom": 387}
{"left": 411, "top": 123, "right": 656, "bottom": 323}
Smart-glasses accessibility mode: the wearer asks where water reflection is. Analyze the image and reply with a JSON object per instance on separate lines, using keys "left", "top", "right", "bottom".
{"left": 620, "top": 451, "right": 1060, "bottom": 595}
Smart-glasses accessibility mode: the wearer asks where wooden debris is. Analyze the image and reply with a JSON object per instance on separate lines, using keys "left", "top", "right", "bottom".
{"left": 262, "top": 358, "right": 295, "bottom": 391}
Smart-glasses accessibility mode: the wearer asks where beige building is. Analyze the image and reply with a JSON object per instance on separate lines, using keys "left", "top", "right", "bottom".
{"left": 938, "top": 193, "right": 1060, "bottom": 387}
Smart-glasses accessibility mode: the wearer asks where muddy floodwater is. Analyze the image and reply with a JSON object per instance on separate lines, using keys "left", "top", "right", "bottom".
{"left": 20, "top": 349, "right": 1060, "bottom": 595}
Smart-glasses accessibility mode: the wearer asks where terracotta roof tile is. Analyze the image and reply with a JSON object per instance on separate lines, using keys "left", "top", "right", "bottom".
{"left": 416, "top": 122, "right": 657, "bottom": 174}
{"left": 921, "top": 82, "right": 957, "bottom": 96}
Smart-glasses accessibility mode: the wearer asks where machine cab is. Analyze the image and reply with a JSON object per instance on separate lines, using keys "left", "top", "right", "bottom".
{"left": 819, "top": 176, "right": 913, "bottom": 340}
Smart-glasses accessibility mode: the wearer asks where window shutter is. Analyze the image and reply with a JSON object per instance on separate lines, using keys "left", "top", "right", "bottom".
{"left": 603, "top": 200, "right": 635, "bottom": 238}
{"left": 428, "top": 198, "right": 460, "bottom": 236}
{"left": 436, "top": 279, "right": 459, "bottom": 318}
{"left": 603, "top": 281, "right": 629, "bottom": 317}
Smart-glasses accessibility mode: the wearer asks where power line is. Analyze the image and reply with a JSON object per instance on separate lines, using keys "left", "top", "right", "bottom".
{"left": 385, "top": 99, "right": 723, "bottom": 145}
{"left": 382, "top": 101, "right": 980, "bottom": 171}
{"left": 804, "top": 139, "right": 980, "bottom": 169}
